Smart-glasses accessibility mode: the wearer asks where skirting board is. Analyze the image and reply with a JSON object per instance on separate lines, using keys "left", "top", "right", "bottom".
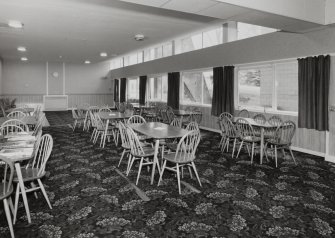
{"left": 200, "top": 125, "right": 333, "bottom": 162}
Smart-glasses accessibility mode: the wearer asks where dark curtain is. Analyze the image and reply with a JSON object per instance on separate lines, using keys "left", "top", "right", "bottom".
{"left": 298, "top": 55, "right": 330, "bottom": 131}
{"left": 211, "top": 66, "right": 235, "bottom": 116}
{"left": 167, "top": 72, "right": 180, "bottom": 109}
{"left": 139, "top": 76, "right": 147, "bottom": 105}
{"left": 120, "top": 78, "right": 127, "bottom": 103}
{"left": 113, "top": 79, "right": 119, "bottom": 102}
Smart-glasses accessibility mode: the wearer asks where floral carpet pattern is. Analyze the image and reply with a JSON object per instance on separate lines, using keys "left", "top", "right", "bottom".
{"left": 0, "top": 112, "right": 334, "bottom": 237}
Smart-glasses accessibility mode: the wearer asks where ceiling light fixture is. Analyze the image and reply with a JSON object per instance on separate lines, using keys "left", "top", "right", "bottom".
{"left": 84, "top": 60, "right": 91, "bottom": 64}
{"left": 21, "top": 57, "right": 28, "bottom": 61}
{"left": 8, "top": 20, "right": 24, "bottom": 29}
{"left": 134, "top": 34, "right": 145, "bottom": 41}
{"left": 17, "top": 46, "right": 26, "bottom": 52}
{"left": 100, "top": 52, "right": 107, "bottom": 57}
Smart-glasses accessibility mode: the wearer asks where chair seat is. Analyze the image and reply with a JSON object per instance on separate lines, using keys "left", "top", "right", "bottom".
{"left": 131, "top": 146, "right": 155, "bottom": 158}
{"left": 163, "top": 151, "right": 195, "bottom": 164}
{"left": 267, "top": 138, "right": 290, "bottom": 146}
{"left": 13, "top": 168, "right": 45, "bottom": 182}
{"left": 0, "top": 184, "right": 13, "bottom": 200}
{"left": 242, "top": 136, "right": 261, "bottom": 142}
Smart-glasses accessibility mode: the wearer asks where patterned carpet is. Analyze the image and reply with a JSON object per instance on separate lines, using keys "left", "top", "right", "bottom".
{"left": 44, "top": 111, "right": 73, "bottom": 127}
{"left": 0, "top": 111, "right": 334, "bottom": 237}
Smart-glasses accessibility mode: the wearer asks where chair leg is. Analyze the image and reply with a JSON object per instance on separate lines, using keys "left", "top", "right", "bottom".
{"left": 232, "top": 138, "right": 236, "bottom": 157}
{"left": 31, "top": 182, "right": 39, "bottom": 199}
{"left": 127, "top": 157, "right": 136, "bottom": 176}
{"left": 126, "top": 154, "right": 132, "bottom": 174}
{"left": 136, "top": 158, "right": 144, "bottom": 185}
{"left": 251, "top": 142, "right": 254, "bottom": 164}
{"left": 191, "top": 162, "right": 202, "bottom": 187}
{"left": 13, "top": 184, "right": 20, "bottom": 224}
{"left": 158, "top": 160, "right": 166, "bottom": 186}
{"left": 176, "top": 163, "right": 182, "bottom": 194}
{"left": 8, "top": 197, "right": 14, "bottom": 216}
{"left": 187, "top": 166, "right": 193, "bottom": 179}
{"left": 236, "top": 141, "right": 244, "bottom": 158}
{"left": 3, "top": 199, "right": 15, "bottom": 238}
{"left": 281, "top": 149, "right": 286, "bottom": 159}
{"left": 73, "top": 120, "right": 77, "bottom": 131}
{"left": 37, "top": 179, "right": 52, "bottom": 209}
{"left": 275, "top": 146, "right": 278, "bottom": 168}
{"left": 288, "top": 147, "right": 297, "bottom": 165}
{"left": 118, "top": 149, "right": 126, "bottom": 167}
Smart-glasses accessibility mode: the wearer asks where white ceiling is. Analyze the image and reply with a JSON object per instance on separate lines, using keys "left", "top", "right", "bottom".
{"left": 0, "top": 0, "right": 328, "bottom": 64}
{"left": 0, "top": 0, "right": 217, "bottom": 63}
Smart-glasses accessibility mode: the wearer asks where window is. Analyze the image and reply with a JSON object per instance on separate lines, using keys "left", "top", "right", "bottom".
{"left": 203, "top": 27, "right": 223, "bottom": 48}
{"left": 127, "top": 77, "right": 139, "bottom": 100}
{"left": 144, "top": 48, "right": 154, "bottom": 62}
{"left": 147, "top": 75, "right": 167, "bottom": 102}
{"left": 137, "top": 51, "right": 143, "bottom": 64}
{"left": 237, "top": 60, "right": 298, "bottom": 113}
{"left": 181, "top": 70, "right": 213, "bottom": 105}
{"left": 237, "top": 22, "right": 277, "bottom": 40}
{"left": 110, "top": 58, "right": 123, "bottom": 70}
{"left": 175, "top": 33, "right": 202, "bottom": 54}
{"left": 163, "top": 42, "right": 173, "bottom": 57}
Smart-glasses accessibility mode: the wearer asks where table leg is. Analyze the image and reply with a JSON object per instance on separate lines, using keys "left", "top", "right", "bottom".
{"left": 151, "top": 139, "right": 161, "bottom": 185}
{"left": 14, "top": 163, "right": 31, "bottom": 223}
{"left": 102, "top": 119, "right": 109, "bottom": 148}
{"left": 260, "top": 128, "right": 264, "bottom": 164}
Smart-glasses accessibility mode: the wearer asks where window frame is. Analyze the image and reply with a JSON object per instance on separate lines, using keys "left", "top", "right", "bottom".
{"left": 180, "top": 69, "right": 213, "bottom": 107}
{"left": 235, "top": 59, "right": 298, "bottom": 116}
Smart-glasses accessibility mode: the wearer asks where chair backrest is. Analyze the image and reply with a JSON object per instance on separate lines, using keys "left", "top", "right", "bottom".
{"left": 72, "top": 108, "right": 80, "bottom": 119}
{"left": 126, "top": 126, "right": 146, "bottom": 156}
{"left": 160, "top": 109, "right": 169, "bottom": 123}
{"left": 186, "top": 121, "right": 199, "bottom": 131}
{"left": 0, "top": 156, "right": 14, "bottom": 199}
{"left": 235, "top": 118, "right": 255, "bottom": 139}
{"left": 32, "top": 114, "right": 45, "bottom": 136}
{"left": 0, "top": 124, "right": 26, "bottom": 136}
{"left": 33, "top": 105, "right": 41, "bottom": 119}
{"left": 221, "top": 116, "right": 237, "bottom": 137}
{"left": 99, "top": 107, "right": 112, "bottom": 113}
{"left": 29, "top": 134, "right": 53, "bottom": 177}
{"left": 191, "top": 110, "right": 202, "bottom": 124}
{"left": 268, "top": 115, "right": 283, "bottom": 126}
{"left": 253, "top": 114, "right": 266, "bottom": 124}
{"left": 0, "top": 104, "right": 6, "bottom": 117}
{"left": 173, "top": 130, "right": 201, "bottom": 163}
{"left": 7, "top": 110, "right": 26, "bottom": 119}
{"left": 127, "top": 115, "right": 146, "bottom": 125}
{"left": 273, "top": 121, "right": 296, "bottom": 145}
{"left": 219, "top": 112, "right": 233, "bottom": 121}
{"left": 94, "top": 113, "right": 105, "bottom": 130}
{"left": 118, "top": 122, "right": 131, "bottom": 148}
{"left": 166, "top": 108, "right": 175, "bottom": 123}
{"left": 89, "top": 106, "right": 100, "bottom": 114}
{"left": 118, "top": 103, "right": 126, "bottom": 113}
{"left": 170, "top": 118, "right": 181, "bottom": 128}
{"left": 1, "top": 119, "right": 29, "bottom": 133}
{"left": 237, "top": 109, "right": 250, "bottom": 118}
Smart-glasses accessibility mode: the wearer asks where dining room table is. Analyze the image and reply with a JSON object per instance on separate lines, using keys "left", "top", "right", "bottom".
{"left": 129, "top": 122, "right": 188, "bottom": 184}
{"left": 234, "top": 117, "right": 278, "bottom": 164}
{"left": 0, "top": 132, "right": 36, "bottom": 223}
{"left": 98, "top": 111, "right": 134, "bottom": 147}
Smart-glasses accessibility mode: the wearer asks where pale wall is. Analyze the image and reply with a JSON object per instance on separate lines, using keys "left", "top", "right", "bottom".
{"left": 1, "top": 60, "right": 113, "bottom": 107}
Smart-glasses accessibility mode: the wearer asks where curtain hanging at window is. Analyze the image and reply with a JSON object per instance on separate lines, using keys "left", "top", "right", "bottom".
{"left": 139, "top": 76, "right": 147, "bottom": 105}
{"left": 114, "top": 79, "right": 119, "bottom": 102}
{"left": 298, "top": 55, "right": 330, "bottom": 131}
{"left": 120, "top": 78, "right": 127, "bottom": 103}
{"left": 167, "top": 72, "right": 180, "bottom": 109}
{"left": 211, "top": 66, "right": 235, "bottom": 116}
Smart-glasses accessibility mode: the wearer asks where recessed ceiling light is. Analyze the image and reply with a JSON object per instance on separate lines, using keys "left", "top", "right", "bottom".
{"left": 8, "top": 20, "right": 24, "bottom": 29}
{"left": 134, "top": 34, "right": 145, "bottom": 41}
{"left": 84, "top": 60, "right": 91, "bottom": 64}
{"left": 17, "top": 46, "right": 26, "bottom": 52}
{"left": 21, "top": 57, "right": 28, "bottom": 61}
{"left": 100, "top": 52, "right": 107, "bottom": 57}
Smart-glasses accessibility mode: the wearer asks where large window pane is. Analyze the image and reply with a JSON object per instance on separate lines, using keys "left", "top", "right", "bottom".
{"left": 203, "top": 27, "right": 223, "bottom": 48}
{"left": 144, "top": 48, "right": 154, "bottom": 62}
{"left": 238, "top": 66, "right": 273, "bottom": 109}
{"left": 163, "top": 42, "right": 173, "bottom": 57}
{"left": 127, "top": 78, "right": 139, "bottom": 100}
{"left": 148, "top": 75, "right": 167, "bottom": 102}
{"left": 129, "top": 53, "right": 137, "bottom": 65}
{"left": 203, "top": 71, "right": 213, "bottom": 104}
{"left": 154, "top": 46, "right": 163, "bottom": 59}
{"left": 123, "top": 56, "right": 129, "bottom": 67}
{"left": 182, "top": 72, "right": 202, "bottom": 104}
{"left": 175, "top": 33, "right": 202, "bottom": 54}
{"left": 275, "top": 62, "right": 298, "bottom": 112}
{"left": 237, "top": 22, "right": 277, "bottom": 40}
{"left": 137, "top": 51, "right": 143, "bottom": 63}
